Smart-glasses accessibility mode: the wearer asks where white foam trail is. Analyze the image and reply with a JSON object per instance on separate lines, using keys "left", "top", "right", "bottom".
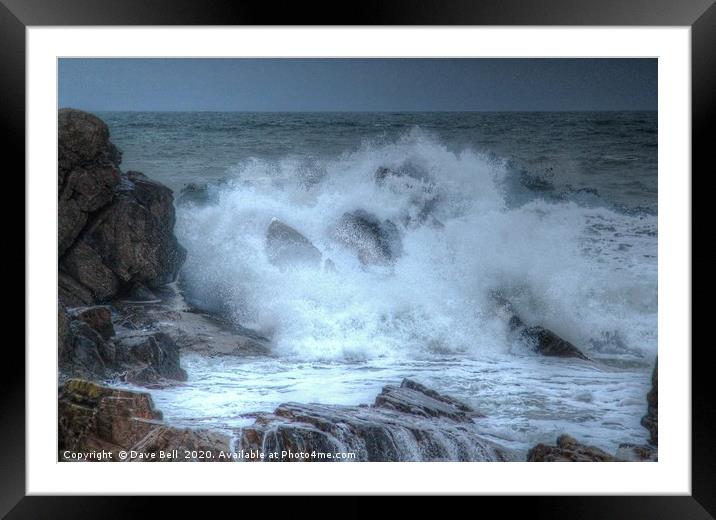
{"left": 177, "top": 129, "right": 657, "bottom": 362}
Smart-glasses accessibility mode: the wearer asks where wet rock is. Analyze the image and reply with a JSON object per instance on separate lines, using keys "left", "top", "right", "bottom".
{"left": 641, "top": 359, "right": 658, "bottom": 445}
{"left": 61, "top": 320, "right": 111, "bottom": 380}
{"left": 494, "top": 294, "right": 589, "bottom": 361}
{"left": 69, "top": 305, "right": 115, "bottom": 340}
{"left": 123, "top": 283, "right": 160, "bottom": 303}
{"left": 58, "top": 379, "right": 231, "bottom": 462}
{"left": 334, "top": 210, "right": 402, "bottom": 265}
{"left": 521, "top": 325, "right": 590, "bottom": 361}
{"left": 58, "top": 379, "right": 162, "bottom": 454}
{"left": 374, "top": 379, "right": 480, "bottom": 422}
{"left": 265, "top": 218, "right": 322, "bottom": 268}
{"left": 527, "top": 434, "right": 619, "bottom": 462}
{"left": 616, "top": 443, "right": 657, "bottom": 462}
{"left": 114, "top": 332, "right": 187, "bottom": 384}
{"left": 239, "top": 379, "right": 507, "bottom": 461}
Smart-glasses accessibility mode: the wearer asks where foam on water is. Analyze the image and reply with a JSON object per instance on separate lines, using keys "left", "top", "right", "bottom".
{"left": 177, "top": 129, "right": 657, "bottom": 363}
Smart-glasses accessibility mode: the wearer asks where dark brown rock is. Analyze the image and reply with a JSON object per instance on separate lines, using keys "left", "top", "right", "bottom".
{"left": 239, "top": 378, "right": 507, "bottom": 462}
{"left": 68, "top": 306, "right": 115, "bottom": 341}
{"left": 114, "top": 332, "right": 187, "bottom": 384}
{"left": 62, "top": 320, "right": 110, "bottom": 380}
{"left": 58, "top": 379, "right": 162, "bottom": 454}
{"left": 641, "top": 359, "right": 658, "bottom": 445}
{"left": 58, "top": 108, "right": 122, "bottom": 256}
{"left": 58, "top": 108, "right": 121, "bottom": 176}
{"left": 58, "top": 109, "right": 186, "bottom": 306}
{"left": 526, "top": 434, "right": 619, "bottom": 462}
{"left": 58, "top": 379, "right": 229, "bottom": 462}
{"left": 58, "top": 271, "right": 94, "bottom": 308}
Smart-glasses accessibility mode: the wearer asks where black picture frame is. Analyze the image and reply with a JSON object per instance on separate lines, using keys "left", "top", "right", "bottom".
{"left": 4, "top": 0, "right": 710, "bottom": 516}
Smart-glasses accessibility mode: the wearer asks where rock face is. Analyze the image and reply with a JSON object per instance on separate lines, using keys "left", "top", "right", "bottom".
{"left": 265, "top": 218, "right": 322, "bottom": 268}
{"left": 527, "top": 435, "right": 619, "bottom": 462}
{"left": 59, "top": 303, "right": 187, "bottom": 385}
{"left": 68, "top": 305, "right": 115, "bottom": 340}
{"left": 641, "top": 359, "right": 658, "bottom": 445}
{"left": 58, "top": 108, "right": 186, "bottom": 306}
{"left": 114, "top": 332, "right": 188, "bottom": 384}
{"left": 238, "top": 378, "right": 508, "bottom": 462}
{"left": 58, "top": 109, "right": 122, "bottom": 257}
{"left": 334, "top": 210, "right": 402, "bottom": 265}
{"left": 58, "top": 379, "right": 230, "bottom": 461}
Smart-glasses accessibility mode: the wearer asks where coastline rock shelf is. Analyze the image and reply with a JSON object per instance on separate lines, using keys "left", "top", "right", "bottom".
{"left": 59, "top": 378, "right": 508, "bottom": 462}
{"left": 238, "top": 379, "right": 508, "bottom": 462}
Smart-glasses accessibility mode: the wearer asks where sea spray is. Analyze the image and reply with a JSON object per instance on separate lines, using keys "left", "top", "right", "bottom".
{"left": 176, "top": 129, "right": 657, "bottom": 362}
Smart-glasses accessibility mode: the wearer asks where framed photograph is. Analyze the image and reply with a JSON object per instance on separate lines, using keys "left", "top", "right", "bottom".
{"left": 7, "top": 0, "right": 709, "bottom": 514}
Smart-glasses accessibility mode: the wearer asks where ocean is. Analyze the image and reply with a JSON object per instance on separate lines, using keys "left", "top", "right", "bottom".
{"left": 101, "top": 111, "right": 657, "bottom": 455}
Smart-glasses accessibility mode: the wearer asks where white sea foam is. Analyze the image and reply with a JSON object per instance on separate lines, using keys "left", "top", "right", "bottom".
{"left": 176, "top": 129, "right": 657, "bottom": 362}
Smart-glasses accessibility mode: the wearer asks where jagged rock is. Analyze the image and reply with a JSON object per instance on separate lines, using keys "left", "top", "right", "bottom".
{"left": 62, "top": 320, "right": 111, "bottom": 380}
{"left": 69, "top": 305, "right": 115, "bottom": 340}
{"left": 58, "top": 379, "right": 162, "bottom": 454}
{"left": 521, "top": 325, "right": 589, "bottom": 361}
{"left": 59, "top": 271, "right": 94, "bottom": 308}
{"left": 58, "top": 379, "right": 230, "bottom": 462}
{"left": 374, "top": 379, "right": 480, "bottom": 422}
{"left": 494, "top": 294, "right": 589, "bottom": 360}
{"left": 58, "top": 109, "right": 186, "bottom": 306}
{"left": 58, "top": 109, "right": 122, "bottom": 256}
{"left": 641, "top": 359, "right": 658, "bottom": 445}
{"left": 238, "top": 379, "right": 507, "bottom": 461}
{"left": 265, "top": 219, "right": 322, "bottom": 268}
{"left": 616, "top": 443, "right": 657, "bottom": 462}
{"left": 114, "top": 332, "right": 187, "bottom": 384}
{"left": 58, "top": 108, "right": 121, "bottom": 176}
{"left": 334, "top": 210, "right": 402, "bottom": 265}
{"left": 526, "top": 434, "right": 619, "bottom": 462}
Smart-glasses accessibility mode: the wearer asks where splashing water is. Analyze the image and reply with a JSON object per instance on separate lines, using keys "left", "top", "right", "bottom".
{"left": 177, "top": 129, "right": 656, "bottom": 363}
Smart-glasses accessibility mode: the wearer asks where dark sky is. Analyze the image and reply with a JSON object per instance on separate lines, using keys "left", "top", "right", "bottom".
{"left": 58, "top": 58, "right": 657, "bottom": 112}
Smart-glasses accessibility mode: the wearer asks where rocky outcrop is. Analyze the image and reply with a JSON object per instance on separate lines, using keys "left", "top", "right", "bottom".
{"left": 641, "top": 359, "right": 658, "bottom": 445}
{"left": 494, "top": 294, "right": 589, "bottom": 361}
{"left": 59, "top": 302, "right": 187, "bottom": 385}
{"left": 58, "top": 379, "right": 230, "bottom": 462}
{"left": 68, "top": 305, "right": 115, "bottom": 340}
{"left": 238, "top": 379, "right": 508, "bottom": 461}
{"left": 58, "top": 109, "right": 122, "bottom": 257}
{"left": 334, "top": 210, "right": 402, "bottom": 265}
{"left": 114, "top": 332, "right": 188, "bottom": 384}
{"left": 527, "top": 434, "right": 619, "bottom": 462}
{"left": 265, "top": 218, "right": 322, "bottom": 268}
{"left": 615, "top": 443, "right": 657, "bottom": 462}
{"left": 58, "top": 108, "right": 185, "bottom": 306}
